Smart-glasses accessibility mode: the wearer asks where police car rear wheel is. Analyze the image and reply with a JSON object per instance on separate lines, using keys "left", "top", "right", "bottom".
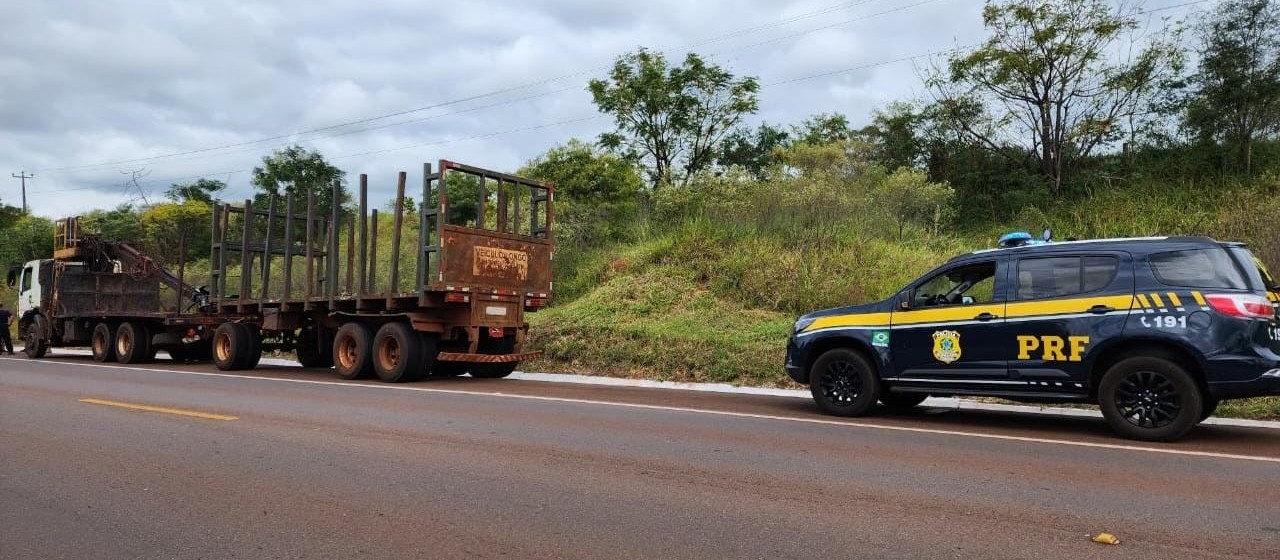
{"left": 810, "top": 348, "right": 880, "bottom": 417}
{"left": 1099, "top": 357, "right": 1201, "bottom": 442}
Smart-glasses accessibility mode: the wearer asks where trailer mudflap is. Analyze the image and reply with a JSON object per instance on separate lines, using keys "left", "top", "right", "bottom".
{"left": 436, "top": 351, "right": 541, "bottom": 363}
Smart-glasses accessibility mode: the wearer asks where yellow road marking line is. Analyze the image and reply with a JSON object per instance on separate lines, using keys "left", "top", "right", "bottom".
{"left": 17, "top": 360, "right": 1274, "bottom": 464}
{"left": 79, "top": 398, "right": 238, "bottom": 421}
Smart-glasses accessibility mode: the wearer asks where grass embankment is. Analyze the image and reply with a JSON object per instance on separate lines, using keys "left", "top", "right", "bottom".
{"left": 528, "top": 178, "right": 1280, "bottom": 420}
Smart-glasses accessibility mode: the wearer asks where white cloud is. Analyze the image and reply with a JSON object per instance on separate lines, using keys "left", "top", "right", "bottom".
{"left": 0, "top": 0, "right": 1203, "bottom": 217}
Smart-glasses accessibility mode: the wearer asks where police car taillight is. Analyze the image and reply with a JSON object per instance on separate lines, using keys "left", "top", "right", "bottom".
{"left": 1205, "top": 293, "right": 1275, "bottom": 319}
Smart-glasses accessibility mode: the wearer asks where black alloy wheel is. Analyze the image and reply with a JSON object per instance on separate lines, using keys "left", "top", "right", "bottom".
{"left": 1099, "top": 356, "right": 1201, "bottom": 441}
{"left": 809, "top": 348, "right": 879, "bottom": 417}
{"left": 1114, "top": 370, "right": 1181, "bottom": 429}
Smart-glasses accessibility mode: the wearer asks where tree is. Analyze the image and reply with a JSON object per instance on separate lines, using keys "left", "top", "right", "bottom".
{"left": 0, "top": 200, "right": 23, "bottom": 227}
{"left": 166, "top": 178, "right": 227, "bottom": 204}
{"left": 80, "top": 205, "right": 144, "bottom": 243}
{"left": 857, "top": 102, "right": 928, "bottom": 171}
{"left": 589, "top": 48, "right": 759, "bottom": 188}
{"left": 931, "top": 0, "right": 1183, "bottom": 197}
{"left": 1183, "top": 0, "right": 1280, "bottom": 174}
{"left": 140, "top": 201, "right": 212, "bottom": 265}
{"left": 0, "top": 215, "right": 54, "bottom": 268}
{"left": 791, "top": 113, "right": 855, "bottom": 146}
{"left": 251, "top": 145, "right": 348, "bottom": 217}
{"left": 717, "top": 123, "right": 789, "bottom": 179}
{"left": 519, "top": 139, "right": 644, "bottom": 245}
{"left": 870, "top": 168, "right": 955, "bottom": 239}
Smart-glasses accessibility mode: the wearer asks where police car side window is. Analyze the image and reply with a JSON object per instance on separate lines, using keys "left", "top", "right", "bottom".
{"left": 1149, "top": 249, "right": 1248, "bottom": 290}
{"left": 912, "top": 262, "right": 997, "bottom": 307}
{"left": 1017, "top": 256, "right": 1118, "bottom": 300}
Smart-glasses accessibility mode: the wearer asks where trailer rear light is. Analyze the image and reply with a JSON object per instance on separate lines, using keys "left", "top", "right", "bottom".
{"left": 445, "top": 293, "right": 471, "bottom": 303}
{"left": 488, "top": 327, "right": 505, "bottom": 339}
{"left": 525, "top": 297, "right": 546, "bottom": 309}
{"left": 1205, "top": 293, "right": 1275, "bottom": 319}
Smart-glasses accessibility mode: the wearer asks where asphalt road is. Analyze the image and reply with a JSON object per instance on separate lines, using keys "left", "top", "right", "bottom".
{"left": 2, "top": 354, "right": 1278, "bottom": 559}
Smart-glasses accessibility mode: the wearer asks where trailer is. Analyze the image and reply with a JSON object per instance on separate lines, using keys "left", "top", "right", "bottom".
{"left": 9, "top": 160, "right": 553, "bottom": 382}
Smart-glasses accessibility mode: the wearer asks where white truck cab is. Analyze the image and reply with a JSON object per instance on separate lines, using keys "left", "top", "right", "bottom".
{"left": 7, "top": 260, "right": 47, "bottom": 317}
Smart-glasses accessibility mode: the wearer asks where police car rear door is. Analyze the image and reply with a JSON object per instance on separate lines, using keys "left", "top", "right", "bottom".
{"left": 1005, "top": 251, "right": 1132, "bottom": 395}
{"left": 888, "top": 258, "right": 1010, "bottom": 385}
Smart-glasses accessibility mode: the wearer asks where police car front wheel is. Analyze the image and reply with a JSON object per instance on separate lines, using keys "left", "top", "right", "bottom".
{"left": 810, "top": 348, "right": 880, "bottom": 417}
{"left": 1098, "top": 357, "right": 1202, "bottom": 442}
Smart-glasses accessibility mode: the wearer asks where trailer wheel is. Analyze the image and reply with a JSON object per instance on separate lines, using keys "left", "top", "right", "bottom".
{"left": 212, "top": 323, "right": 259, "bottom": 371}
{"left": 372, "top": 323, "right": 428, "bottom": 383}
{"left": 115, "top": 322, "right": 154, "bottom": 364}
{"left": 333, "top": 323, "right": 375, "bottom": 380}
{"left": 296, "top": 326, "right": 335, "bottom": 368}
{"left": 91, "top": 322, "right": 116, "bottom": 363}
{"left": 470, "top": 334, "right": 518, "bottom": 379}
{"left": 242, "top": 324, "right": 262, "bottom": 370}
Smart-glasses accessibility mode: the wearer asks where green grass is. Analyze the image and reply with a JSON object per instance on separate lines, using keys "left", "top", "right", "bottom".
{"left": 527, "top": 267, "right": 794, "bottom": 386}
{"left": 526, "top": 176, "right": 1280, "bottom": 421}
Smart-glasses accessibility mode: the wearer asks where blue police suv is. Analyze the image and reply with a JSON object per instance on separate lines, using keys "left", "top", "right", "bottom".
{"left": 785, "top": 236, "right": 1280, "bottom": 441}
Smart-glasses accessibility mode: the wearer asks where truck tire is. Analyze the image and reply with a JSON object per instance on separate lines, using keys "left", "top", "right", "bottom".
{"left": 212, "top": 322, "right": 259, "bottom": 371}
{"left": 469, "top": 335, "right": 517, "bottom": 379}
{"left": 373, "top": 323, "right": 428, "bottom": 383}
{"left": 115, "top": 322, "right": 154, "bottom": 364}
{"left": 22, "top": 315, "right": 48, "bottom": 359}
{"left": 1098, "top": 356, "right": 1202, "bottom": 442}
{"left": 810, "top": 348, "right": 880, "bottom": 417}
{"left": 91, "top": 322, "right": 116, "bottom": 363}
{"left": 242, "top": 324, "right": 263, "bottom": 370}
{"left": 296, "top": 326, "right": 335, "bottom": 368}
{"left": 333, "top": 322, "right": 375, "bottom": 380}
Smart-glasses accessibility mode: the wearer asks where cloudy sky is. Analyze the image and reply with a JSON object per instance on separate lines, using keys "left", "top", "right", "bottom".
{"left": 1, "top": 0, "right": 1207, "bottom": 217}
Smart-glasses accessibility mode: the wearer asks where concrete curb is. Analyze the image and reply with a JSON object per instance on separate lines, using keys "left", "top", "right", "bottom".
{"left": 40, "top": 348, "right": 1280, "bottom": 430}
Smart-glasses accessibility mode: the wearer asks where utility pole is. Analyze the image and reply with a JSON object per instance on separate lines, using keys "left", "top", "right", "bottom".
{"left": 11, "top": 171, "right": 33, "bottom": 214}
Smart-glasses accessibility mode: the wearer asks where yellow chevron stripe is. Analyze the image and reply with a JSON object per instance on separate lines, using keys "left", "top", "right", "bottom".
{"left": 1136, "top": 294, "right": 1152, "bottom": 309}
{"left": 1192, "top": 291, "right": 1207, "bottom": 306}
{"left": 1150, "top": 293, "right": 1166, "bottom": 310}
{"left": 1167, "top": 292, "right": 1183, "bottom": 308}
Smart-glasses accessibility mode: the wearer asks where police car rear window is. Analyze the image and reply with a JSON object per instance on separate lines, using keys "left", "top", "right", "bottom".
{"left": 1149, "top": 249, "right": 1249, "bottom": 290}
{"left": 1016, "top": 256, "right": 1118, "bottom": 300}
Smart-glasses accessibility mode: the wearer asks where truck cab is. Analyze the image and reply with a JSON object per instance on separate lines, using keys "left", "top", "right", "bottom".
{"left": 11, "top": 260, "right": 48, "bottom": 319}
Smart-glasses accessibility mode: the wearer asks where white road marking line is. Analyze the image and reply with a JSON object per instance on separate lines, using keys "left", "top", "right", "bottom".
{"left": 4, "top": 357, "right": 1279, "bottom": 464}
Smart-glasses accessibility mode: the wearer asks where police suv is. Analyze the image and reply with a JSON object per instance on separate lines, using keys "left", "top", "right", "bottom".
{"left": 785, "top": 234, "right": 1280, "bottom": 441}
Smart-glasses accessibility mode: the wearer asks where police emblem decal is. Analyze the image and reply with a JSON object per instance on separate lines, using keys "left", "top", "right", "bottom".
{"left": 932, "top": 330, "right": 961, "bottom": 363}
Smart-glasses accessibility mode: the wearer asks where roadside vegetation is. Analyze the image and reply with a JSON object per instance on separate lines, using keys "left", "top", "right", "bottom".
{"left": 3, "top": 0, "right": 1278, "bottom": 419}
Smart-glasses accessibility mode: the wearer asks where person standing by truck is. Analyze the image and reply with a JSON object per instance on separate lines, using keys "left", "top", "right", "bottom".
{"left": 0, "top": 302, "right": 14, "bottom": 355}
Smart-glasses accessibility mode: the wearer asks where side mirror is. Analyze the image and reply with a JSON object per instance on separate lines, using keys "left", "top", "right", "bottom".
{"left": 898, "top": 292, "right": 911, "bottom": 310}
{"left": 1041, "top": 228, "right": 1053, "bottom": 242}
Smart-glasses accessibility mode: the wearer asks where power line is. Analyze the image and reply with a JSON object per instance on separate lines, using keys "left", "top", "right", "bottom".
{"left": 32, "top": 0, "right": 908, "bottom": 175}
{"left": 27, "top": 41, "right": 965, "bottom": 197}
